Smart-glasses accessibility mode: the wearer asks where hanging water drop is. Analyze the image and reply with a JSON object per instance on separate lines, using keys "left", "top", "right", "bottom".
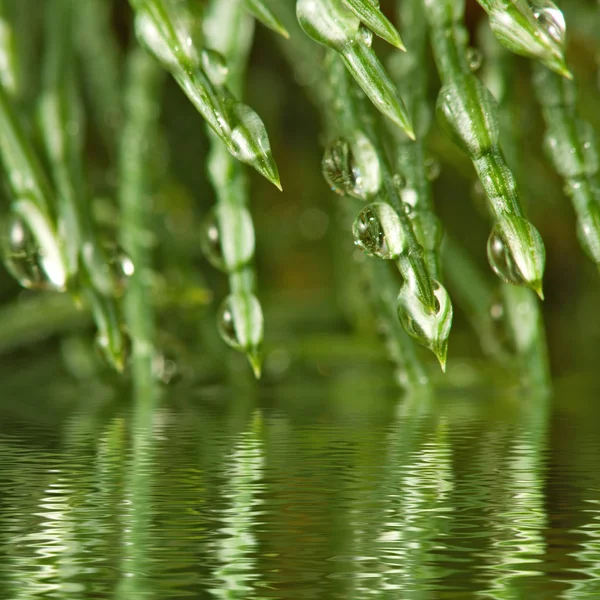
{"left": 397, "top": 279, "right": 453, "bottom": 370}
{"left": 424, "top": 156, "right": 441, "bottom": 181}
{"left": 466, "top": 47, "right": 483, "bottom": 72}
{"left": 530, "top": 0, "right": 566, "bottom": 46}
{"left": 486, "top": 217, "right": 545, "bottom": 296}
{"left": 393, "top": 173, "right": 406, "bottom": 190}
{"left": 201, "top": 48, "right": 229, "bottom": 85}
{"left": 218, "top": 293, "right": 263, "bottom": 376}
{"left": 487, "top": 226, "right": 524, "bottom": 286}
{"left": 2, "top": 208, "right": 66, "bottom": 292}
{"left": 322, "top": 136, "right": 380, "bottom": 200}
{"left": 358, "top": 24, "right": 373, "bottom": 47}
{"left": 100, "top": 241, "right": 135, "bottom": 296}
{"left": 200, "top": 205, "right": 255, "bottom": 273}
{"left": 353, "top": 202, "right": 404, "bottom": 259}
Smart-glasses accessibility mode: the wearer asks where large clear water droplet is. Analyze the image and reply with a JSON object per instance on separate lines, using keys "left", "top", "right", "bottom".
{"left": 353, "top": 202, "right": 404, "bottom": 259}
{"left": 486, "top": 216, "right": 545, "bottom": 294}
{"left": 358, "top": 24, "right": 373, "bottom": 47}
{"left": 2, "top": 208, "right": 66, "bottom": 292}
{"left": 322, "top": 135, "right": 381, "bottom": 200}
{"left": 200, "top": 205, "right": 255, "bottom": 273}
{"left": 217, "top": 293, "right": 263, "bottom": 351}
{"left": 397, "top": 279, "right": 453, "bottom": 370}
{"left": 530, "top": 0, "right": 566, "bottom": 46}
{"left": 201, "top": 48, "right": 228, "bottom": 85}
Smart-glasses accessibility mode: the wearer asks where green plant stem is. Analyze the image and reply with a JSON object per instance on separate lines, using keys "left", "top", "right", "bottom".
{"left": 424, "top": 0, "right": 546, "bottom": 297}
{"left": 203, "top": 0, "right": 264, "bottom": 378}
{"left": 390, "top": 0, "right": 442, "bottom": 280}
{"left": 39, "top": 0, "right": 127, "bottom": 372}
{"left": 475, "top": 0, "right": 570, "bottom": 77}
{"left": 128, "top": 0, "right": 281, "bottom": 188}
{"left": 119, "top": 48, "right": 164, "bottom": 392}
{"left": 324, "top": 51, "right": 452, "bottom": 369}
{"left": 532, "top": 65, "right": 600, "bottom": 271}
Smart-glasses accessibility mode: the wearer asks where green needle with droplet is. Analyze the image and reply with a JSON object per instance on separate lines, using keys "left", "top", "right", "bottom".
{"left": 39, "top": 0, "right": 128, "bottom": 371}
{"left": 342, "top": 0, "right": 406, "bottom": 50}
{"left": 532, "top": 65, "right": 600, "bottom": 271}
{"left": 323, "top": 51, "right": 453, "bottom": 370}
{"left": 476, "top": 0, "right": 571, "bottom": 78}
{"left": 201, "top": 0, "right": 264, "bottom": 378}
{"left": 128, "top": 0, "right": 281, "bottom": 188}
{"left": 424, "top": 0, "right": 546, "bottom": 299}
{"left": 296, "top": 0, "right": 415, "bottom": 138}
{"left": 388, "top": 0, "right": 443, "bottom": 280}
{"left": 0, "top": 88, "right": 68, "bottom": 292}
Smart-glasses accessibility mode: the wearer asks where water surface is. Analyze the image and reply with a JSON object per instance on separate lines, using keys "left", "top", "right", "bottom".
{"left": 0, "top": 372, "right": 599, "bottom": 599}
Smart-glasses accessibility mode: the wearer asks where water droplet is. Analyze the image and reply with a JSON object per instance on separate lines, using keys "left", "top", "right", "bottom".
{"left": 200, "top": 205, "right": 255, "bottom": 273}
{"left": 486, "top": 216, "right": 545, "bottom": 291}
{"left": 466, "top": 47, "right": 483, "bottom": 71}
{"left": 201, "top": 49, "right": 228, "bottom": 85}
{"left": 397, "top": 279, "right": 453, "bottom": 369}
{"left": 353, "top": 202, "right": 404, "bottom": 259}
{"left": 217, "top": 293, "right": 263, "bottom": 351}
{"left": 424, "top": 156, "right": 441, "bottom": 181}
{"left": 100, "top": 242, "right": 135, "bottom": 296}
{"left": 393, "top": 173, "right": 406, "bottom": 190}
{"left": 530, "top": 0, "right": 566, "bottom": 46}
{"left": 2, "top": 209, "right": 66, "bottom": 292}
{"left": 358, "top": 25, "right": 373, "bottom": 47}
{"left": 322, "top": 135, "right": 381, "bottom": 200}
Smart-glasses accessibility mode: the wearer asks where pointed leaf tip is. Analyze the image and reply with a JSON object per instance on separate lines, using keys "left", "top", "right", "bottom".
{"left": 533, "top": 282, "right": 545, "bottom": 301}
{"left": 248, "top": 349, "right": 263, "bottom": 379}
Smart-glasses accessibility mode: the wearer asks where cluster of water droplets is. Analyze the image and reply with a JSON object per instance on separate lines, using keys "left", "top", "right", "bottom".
{"left": 322, "top": 135, "right": 382, "bottom": 200}
{"left": 350, "top": 198, "right": 452, "bottom": 368}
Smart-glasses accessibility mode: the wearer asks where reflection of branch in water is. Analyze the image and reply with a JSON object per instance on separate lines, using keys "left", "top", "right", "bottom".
{"left": 115, "top": 395, "right": 158, "bottom": 600}
{"left": 564, "top": 501, "right": 600, "bottom": 597}
{"left": 375, "top": 405, "right": 455, "bottom": 598}
{"left": 211, "top": 411, "right": 265, "bottom": 599}
{"left": 479, "top": 394, "right": 550, "bottom": 599}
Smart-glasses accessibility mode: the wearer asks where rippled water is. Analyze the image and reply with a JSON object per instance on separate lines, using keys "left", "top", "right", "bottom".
{"left": 1, "top": 373, "right": 600, "bottom": 599}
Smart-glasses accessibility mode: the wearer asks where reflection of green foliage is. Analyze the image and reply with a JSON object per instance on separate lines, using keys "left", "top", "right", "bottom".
{"left": 0, "top": 0, "right": 598, "bottom": 389}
